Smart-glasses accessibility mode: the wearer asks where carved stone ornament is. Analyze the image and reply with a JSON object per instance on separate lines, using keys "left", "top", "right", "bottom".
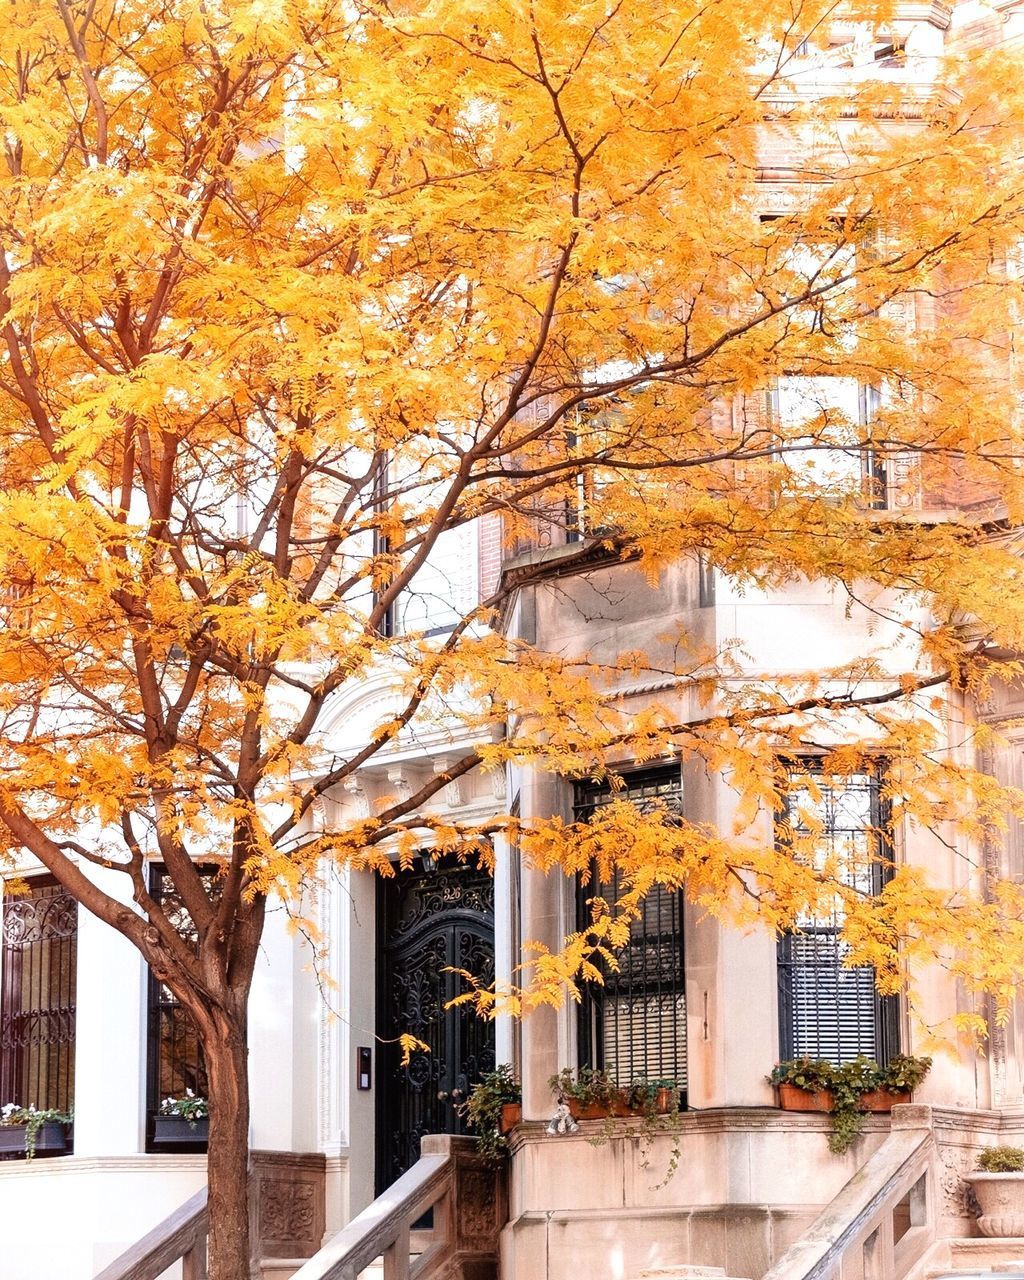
{"left": 260, "top": 1181, "right": 317, "bottom": 1242}
{"left": 457, "top": 1167, "right": 498, "bottom": 1244}
{"left": 940, "top": 1146, "right": 981, "bottom": 1218}
{"left": 342, "top": 777, "right": 369, "bottom": 818}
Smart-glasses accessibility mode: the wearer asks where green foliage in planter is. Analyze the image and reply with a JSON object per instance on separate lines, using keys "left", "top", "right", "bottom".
{"left": 628, "top": 1076, "right": 684, "bottom": 1187}
{"left": 548, "top": 1066, "right": 620, "bottom": 1108}
{"left": 625, "top": 1077, "right": 680, "bottom": 1115}
{"left": 548, "top": 1070, "right": 685, "bottom": 1186}
{"left": 769, "top": 1054, "right": 932, "bottom": 1155}
{"left": 883, "top": 1054, "right": 932, "bottom": 1092}
{"left": 978, "top": 1145, "right": 1024, "bottom": 1172}
{"left": 768, "top": 1058, "right": 837, "bottom": 1093}
{"left": 159, "top": 1092, "right": 209, "bottom": 1127}
{"left": 0, "top": 1103, "right": 74, "bottom": 1158}
{"left": 460, "top": 1065, "right": 521, "bottom": 1164}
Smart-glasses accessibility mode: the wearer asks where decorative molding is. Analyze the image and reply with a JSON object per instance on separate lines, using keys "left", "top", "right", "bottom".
{"left": 0, "top": 1154, "right": 207, "bottom": 1177}
{"left": 387, "top": 766, "right": 413, "bottom": 805}
{"left": 342, "top": 778, "right": 369, "bottom": 819}
{"left": 434, "top": 757, "right": 463, "bottom": 808}
{"left": 894, "top": 0, "right": 953, "bottom": 27}
{"left": 939, "top": 1145, "right": 982, "bottom": 1217}
{"left": 249, "top": 1150, "right": 327, "bottom": 1265}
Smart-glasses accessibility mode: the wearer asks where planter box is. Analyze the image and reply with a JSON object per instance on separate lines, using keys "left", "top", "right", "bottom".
{"left": 151, "top": 1114, "right": 209, "bottom": 1150}
{"left": 967, "top": 1172, "right": 1024, "bottom": 1237}
{"left": 776, "top": 1083, "right": 835, "bottom": 1113}
{"left": 0, "top": 1121, "right": 71, "bottom": 1159}
{"left": 569, "top": 1090, "right": 677, "bottom": 1121}
{"left": 568, "top": 1098, "right": 622, "bottom": 1121}
{"left": 498, "top": 1103, "right": 522, "bottom": 1135}
{"left": 858, "top": 1089, "right": 911, "bottom": 1112}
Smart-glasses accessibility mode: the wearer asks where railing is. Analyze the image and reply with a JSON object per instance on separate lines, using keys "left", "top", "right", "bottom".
{"left": 761, "top": 1106, "right": 936, "bottom": 1280}
{"left": 290, "top": 1135, "right": 505, "bottom": 1280}
{"left": 93, "top": 1186, "right": 208, "bottom": 1280}
{"left": 90, "top": 1135, "right": 503, "bottom": 1280}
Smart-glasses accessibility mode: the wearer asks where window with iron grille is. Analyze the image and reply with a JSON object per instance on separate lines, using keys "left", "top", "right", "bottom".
{"left": 777, "top": 767, "right": 899, "bottom": 1064}
{"left": 0, "top": 877, "right": 77, "bottom": 1124}
{"left": 575, "top": 769, "right": 687, "bottom": 1091}
{"left": 146, "top": 867, "right": 212, "bottom": 1149}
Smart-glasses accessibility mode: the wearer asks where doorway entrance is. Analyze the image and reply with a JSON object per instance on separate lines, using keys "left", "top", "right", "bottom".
{"left": 376, "top": 860, "right": 495, "bottom": 1191}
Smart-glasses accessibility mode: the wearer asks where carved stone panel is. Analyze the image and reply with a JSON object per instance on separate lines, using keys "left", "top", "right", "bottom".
{"left": 249, "top": 1152, "right": 327, "bottom": 1262}
{"left": 939, "top": 1146, "right": 981, "bottom": 1219}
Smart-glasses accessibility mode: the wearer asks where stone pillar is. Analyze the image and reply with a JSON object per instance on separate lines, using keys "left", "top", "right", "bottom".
{"left": 516, "top": 769, "right": 571, "bottom": 1121}
{"left": 73, "top": 865, "right": 147, "bottom": 1156}
{"left": 421, "top": 1134, "right": 508, "bottom": 1277}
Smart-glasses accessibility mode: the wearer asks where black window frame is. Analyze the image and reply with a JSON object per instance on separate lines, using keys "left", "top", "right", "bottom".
{"left": 776, "top": 763, "right": 900, "bottom": 1065}
{"left": 145, "top": 865, "right": 213, "bottom": 1152}
{"left": 0, "top": 875, "right": 77, "bottom": 1127}
{"left": 574, "top": 767, "right": 688, "bottom": 1096}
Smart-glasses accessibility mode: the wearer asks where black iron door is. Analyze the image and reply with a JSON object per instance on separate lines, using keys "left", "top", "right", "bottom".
{"left": 377, "top": 861, "right": 495, "bottom": 1191}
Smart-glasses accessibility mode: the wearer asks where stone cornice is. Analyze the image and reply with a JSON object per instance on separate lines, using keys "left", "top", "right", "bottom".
{"left": 895, "top": 0, "right": 953, "bottom": 27}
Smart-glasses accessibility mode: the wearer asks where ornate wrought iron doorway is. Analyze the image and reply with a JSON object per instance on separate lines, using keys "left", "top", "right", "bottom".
{"left": 377, "top": 861, "right": 495, "bottom": 1192}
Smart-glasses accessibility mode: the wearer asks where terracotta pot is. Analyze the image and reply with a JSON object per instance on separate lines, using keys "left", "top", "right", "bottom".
{"left": 776, "top": 1083, "right": 835, "bottom": 1113}
{"left": 570, "top": 1089, "right": 678, "bottom": 1120}
{"left": 569, "top": 1092, "right": 632, "bottom": 1120}
{"left": 654, "top": 1087, "right": 676, "bottom": 1115}
{"left": 967, "top": 1172, "right": 1024, "bottom": 1237}
{"left": 858, "top": 1089, "right": 911, "bottom": 1112}
{"left": 498, "top": 1102, "right": 522, "bottom": 1134}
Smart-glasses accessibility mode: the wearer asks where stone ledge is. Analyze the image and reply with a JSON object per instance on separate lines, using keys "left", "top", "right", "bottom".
{"left": 0, "top": 1153, "right": 207, "bottom": 1178}
{"left": 511, "top": 1104, "right": 1010, "bottom": 1152}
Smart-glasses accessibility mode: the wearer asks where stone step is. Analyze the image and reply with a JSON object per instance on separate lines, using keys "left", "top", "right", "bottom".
{"left": 633, "top": 1269, "right": 750, "bottom": 1280}
{"left": 925, "top": 1239, "right": 1024, "bottom": 1279}
{"left": 261, "top": 1261, "right": 307, "bottom": 1280}
{"left": 261, "top": 1257, "right": 400, "bottom": 1280}
{"left": 635, "top": 1269, "right": 725, "bottom": 1278}
{"left": 948, "top": 1239, "right": 1024, "bottom": 1270}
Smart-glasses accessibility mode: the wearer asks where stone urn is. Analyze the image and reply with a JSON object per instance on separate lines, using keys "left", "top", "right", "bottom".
{"left": 966, "top": 1172, "right": 1024, "bottom": 1237}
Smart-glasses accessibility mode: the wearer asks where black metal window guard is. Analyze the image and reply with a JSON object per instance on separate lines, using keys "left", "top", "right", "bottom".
{"left": 575, "top": 768, "right": 688, "bottom": 1094}
{"left": 0, "top": 876, "right": 77, "bottom": 1159}
{"left": 145, "top": 866, "right": 211, "bottom": 1152}
{"left": 777, "top": 766, "right": 900, "bottom": 1064}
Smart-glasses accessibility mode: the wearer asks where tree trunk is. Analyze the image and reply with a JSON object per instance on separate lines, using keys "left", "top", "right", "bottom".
{"left": 203, "top": 1009, "right": 252, "bottom": 1280}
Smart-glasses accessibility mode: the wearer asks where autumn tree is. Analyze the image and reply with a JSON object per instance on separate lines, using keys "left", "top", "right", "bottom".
{"left": 1, "top": 1, "right": 1024, "bottom": 1276}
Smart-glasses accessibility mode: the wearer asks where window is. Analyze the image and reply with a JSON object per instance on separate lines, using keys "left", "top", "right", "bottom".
{"left": 770, "top": 378, "right": 886, "bottom": 507}
{"left": 575, "top": 769, "right": 688, "bottom": 1091}
{"left": 777, "top": 767, "right": 899, "bottom": 1064}
{"left": 146, "top": 867, "right": 211, "bottom": 1150}
{"left": 0, "top": 878, "right": 77, "bottom": 1125}
{"left": 698, "top": 554, "right": 716, "bottom": 607}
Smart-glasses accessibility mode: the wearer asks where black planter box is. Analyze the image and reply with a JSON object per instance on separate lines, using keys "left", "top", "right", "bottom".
{"left": 0, "top": 1121, "right": 71, "bottom": 1159}
{"left": 150, "top": 1114, "right": 209, "bottom": 1151}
